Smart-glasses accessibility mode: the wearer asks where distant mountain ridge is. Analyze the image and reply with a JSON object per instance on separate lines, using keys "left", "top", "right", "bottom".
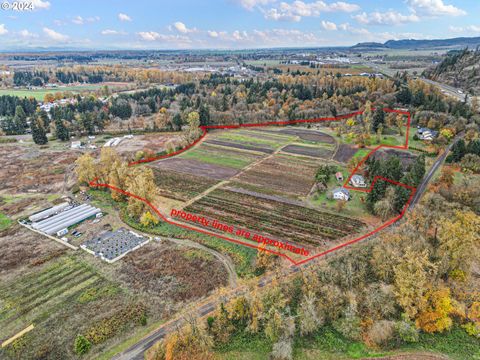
{"left": 352, "top": 36, "right": 480, "bottom": 50}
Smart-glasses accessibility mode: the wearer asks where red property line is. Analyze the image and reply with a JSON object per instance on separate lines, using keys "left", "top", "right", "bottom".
{"left": 89, "top": 108, "right": 416, "bottom": 266}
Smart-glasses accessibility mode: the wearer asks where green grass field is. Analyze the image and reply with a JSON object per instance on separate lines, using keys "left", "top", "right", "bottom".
{"left": 214, "top": 131, "right": 292, "bottom": 149}
{"left": 0, "top": 85, "right": 104, "bottom": 101}
{"left": 179, "top": 145, "right": 255, "bottom": 169}
{"left": 0, "top": 213, "right": 12, "bottom": 231}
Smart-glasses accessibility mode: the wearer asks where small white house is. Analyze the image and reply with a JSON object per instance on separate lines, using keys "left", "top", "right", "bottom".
{"left": 332, "top": 187, "right": 350, "bottom": 201}
{"left": 71, "top": 141, "right": 82, "bottom": 149}
{"left": 349, "top": 175, "right": 367, "bottom": 188}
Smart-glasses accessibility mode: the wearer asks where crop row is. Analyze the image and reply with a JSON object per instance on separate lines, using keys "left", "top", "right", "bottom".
{"left": 186, "top": 188, "right": 365, "bottom": 246}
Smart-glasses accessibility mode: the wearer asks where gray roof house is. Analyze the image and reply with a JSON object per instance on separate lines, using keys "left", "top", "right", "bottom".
{"left": 349, "top": 174, "right": 367, "bottom": 188}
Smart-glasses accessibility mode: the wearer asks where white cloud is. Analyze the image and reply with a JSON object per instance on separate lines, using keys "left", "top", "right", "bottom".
{"left": 354, "top": 11, "right": 420, "bottom": 25}
{"left": 19, "top": 29, "right": 38, "bottom": 38}
{"left": 449, "top": 25, "right": 480, "bottom": 33}
{"left": 118, "top": 13, "right": 132, "bottom": 22}
{"left": 72, "top": 16, "right": 84, "bottom": 25}
{"left": 207, "top": 30, "right": 219, "bottom": 38}
{"left": 31, "top": 0, "right": 50, "bottom": 10}
{"left": 101, "top": 29, "right": 126, "bottom": 35}
{"left": 407, "top": 0, "right": 466, "bottom": 16}
{"left": 137, "top": 31, "right": 192, "bottom": 45}
{"left": 86, "top": 16, "right": 100, "bottom": 22}
{"left": 264, "top": 8, "right": 301, "bottom": 21}
{"left": 264, "top": 1, "right": 360, "bottom": 22}
{"left": 138, "top": 31, "right": 160, "bottom": 41}
{"left": 338, "top": 22, "right": 369, "bottom": 34}
{"left": 237, "top": 0, "right": 276, "bottom": 11}
{"left": 203, "top": 28, "right": 322, "bottom": 47}
{"left": 0, "top": 24, "right": 8, "bottom": 36}
{"left": 173, "top": 21, "right": 196, "bottom": 34}
{"left": 321, "top": 20, "right": 337, "bottom": 30}
{"left": 43, "top": 27, "right": 68, "bottom": 41}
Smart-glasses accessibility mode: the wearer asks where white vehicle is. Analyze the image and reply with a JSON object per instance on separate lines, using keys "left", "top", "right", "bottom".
{"left": 458, "top": 89, "right": 463, "bottom": 94}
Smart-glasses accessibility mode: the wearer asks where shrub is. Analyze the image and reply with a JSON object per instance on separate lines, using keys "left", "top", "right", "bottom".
{"left": 270, "top": 338, "right": 293, "bottom": 360}
{"left": 332, "top": 310, "right": 362, "bottom": 341}
{"left": 460, "top": 154, "right": 480, "bottom": 173}
{"left": 367, "top": 320, "right": 395, "bottom": 347}
{"left": 74, "top": 335, "right": 91, "bottom": 355}
{"left": 463, "top": 322, "right": 480, "bottom": 338}
{"left": 395, "top": 316, "right": 419, "bottom": 343}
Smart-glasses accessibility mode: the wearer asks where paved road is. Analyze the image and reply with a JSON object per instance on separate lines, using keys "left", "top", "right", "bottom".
{"left": 419, "top": 78, "right": 470, "bottom": 104}
{"left": 408, "top": 136, "right": 459, "bottom": 209}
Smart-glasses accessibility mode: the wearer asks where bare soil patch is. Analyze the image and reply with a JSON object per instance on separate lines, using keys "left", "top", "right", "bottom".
{"left": 151, "top": 168, "right": 219, "bottom": 201}
{"left": 277, "top": 128, "right": 336, "bottom": 143}
{"left": 374, "top": 148, "right": 418, "bottom": 169}
{"left": 0, "top": 225, "right": 64, "bottom": 278}
{"left": 282, "top": 144, "right": 333, "bottom": 158}
{"left": 114, "top": 132, "right": 183, "bottom": 158}
{"left": 0, "top": 145, "right": 77, "bottom": 194}
{"left": 334, "top": 143, "right": 358, "bottom": 163}
{"left": 205, "top": 139, "right": 274, "bottom": 154}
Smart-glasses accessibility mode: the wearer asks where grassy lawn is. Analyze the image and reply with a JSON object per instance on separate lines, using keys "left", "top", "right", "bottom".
{"left": 215, "top": 132, "right": 287, "bottom": 149}
{"left": 309, "top": 170, "right": 368, "bottom": 219}
{"left": 179, "top": 147, "right": 254, "bottom": 169}
{"left": 353, "top": 148, "right": 371, "bottom": 159}
{"left": 0, "top": 213, "right": 12, "bottom": 231}
{"left": 0, "top": 85, "right": 105, "bottom": 101}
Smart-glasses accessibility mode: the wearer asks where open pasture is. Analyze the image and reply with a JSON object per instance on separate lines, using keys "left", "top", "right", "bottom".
{"left": 178, "top": 143, "right": 262, "bottom": 169}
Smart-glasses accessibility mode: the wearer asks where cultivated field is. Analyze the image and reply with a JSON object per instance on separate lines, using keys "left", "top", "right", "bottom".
{"left": 148, "top": 125, "right": 374, "bottom": 260}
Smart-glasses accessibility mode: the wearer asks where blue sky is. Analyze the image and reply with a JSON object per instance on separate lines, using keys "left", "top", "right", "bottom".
{"left": 0, "top": 0, "right": 479, "bottom": 49}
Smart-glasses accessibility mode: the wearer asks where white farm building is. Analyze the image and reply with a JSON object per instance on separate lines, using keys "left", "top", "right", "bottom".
{"left": 31, "top": 204, "right": 101, "bottom": 236}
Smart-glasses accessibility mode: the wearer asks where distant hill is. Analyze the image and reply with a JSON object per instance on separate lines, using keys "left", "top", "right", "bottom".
{"left": 352, "top": 36, "right": 480, "bottom": 50}
{"left": 423, "top": 48, "right": 480, "bottom": 95}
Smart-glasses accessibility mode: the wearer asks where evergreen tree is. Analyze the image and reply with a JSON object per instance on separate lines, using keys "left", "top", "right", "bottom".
{"left": 372, "top": 107, "right": 385, "bottom": 133}
{"left": 13, "top": 105, "right": 27, "bottom": 134}
{"left": 410, "top": 155, "right": 426, "bottom": 186}
{"left": 383, "top": 156, "right": 403, "bottom": 182}
{"left": 1, "top": 117, "right": 17, "bottom": 135}
{"left": 31, "top": 117, "right": 48, "bottom": 145}
{"left": 199, "top": 104, "right": 210, "bottom": 126}
{"left": 394, "top": 173, "right": 414, "bottom": 213}
{"left": 55, "top": 118, "right": 70, "bottom": 141}
{"left": 172, "top": 113, "right": 183, "bottom": 131}
{"left": 466, "top": 139, "right": 480, "bottom": 156}
{"left": 446, "top": 139, "right": 466, "bottom": 163}
{"left": 37, "top": 110, "right": 50, "bottom": 130}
